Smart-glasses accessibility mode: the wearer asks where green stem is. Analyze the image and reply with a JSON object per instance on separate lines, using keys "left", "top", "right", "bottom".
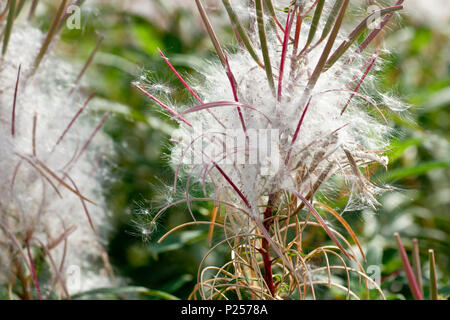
{"left": 429, "top": 249, "right": 438, "bottom": 300}
{"left": 32, "top": 0, "right": 68, "bottom": 73}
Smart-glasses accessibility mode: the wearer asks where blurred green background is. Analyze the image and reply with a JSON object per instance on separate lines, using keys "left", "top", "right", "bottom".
{"left": 36, "top": 1, "right": 449, "bottom": 299}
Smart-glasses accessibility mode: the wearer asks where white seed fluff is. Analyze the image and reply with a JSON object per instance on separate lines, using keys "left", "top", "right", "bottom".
{"left": 144, "top": 1, "right": 405, "bottom": 214}
{"left": 0, "top": 23, "right": 113, "bottom": 295}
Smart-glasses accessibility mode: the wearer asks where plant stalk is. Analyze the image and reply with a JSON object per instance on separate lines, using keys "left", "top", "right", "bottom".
{"left": 261, "top": 194, "right": 277, "bottom": 297}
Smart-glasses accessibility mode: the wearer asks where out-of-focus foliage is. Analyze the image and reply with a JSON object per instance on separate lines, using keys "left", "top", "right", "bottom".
{"left": 72, "top": 1, "right": 449, "bottom": 300}
{"left": 367, "top": 13, "right": 450, "bottom": 298}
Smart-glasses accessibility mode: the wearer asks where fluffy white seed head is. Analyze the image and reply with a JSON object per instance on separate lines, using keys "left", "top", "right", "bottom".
{"left": 0, "top": 23, "right": 113, "bottom": 295}
{"left": 151, "top": 1, "right": 404, "bottom": 213}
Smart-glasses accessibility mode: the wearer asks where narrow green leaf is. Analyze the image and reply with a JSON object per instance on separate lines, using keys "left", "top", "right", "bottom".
{"left": 263, "top": 0, "right": 283, "bottom": 31}
{"left": 387, "top": 138, "right": 423, "bottom": 163}
{"left": 72, "top": 286, "right": 180, "bottom": 300}
{"left": 305, "top": 0, "right": 325, "bottom": 47}
{"left": 2, "top": 0, "right": 16, "bottom": 56}
{"left": 161, "top": 274, "right": 193, "bottom": 293}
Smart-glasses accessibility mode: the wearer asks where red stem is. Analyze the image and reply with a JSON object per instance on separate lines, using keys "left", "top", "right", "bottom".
{"left": 158, "top": 48, "right": 203, "bottom": 103}
{"left": 11, "top": 65, "right": 21, "bottom": 136}
{"left": 277, "top": 8, "right": 296, "bottom": 102}
{"left": 285, "top": 96, "right": 312, "bottom": 165}
{"left": 260, "top": 194, "right": 277, "bottom": 296}
{"left": 341, "top": 53, "right": 377, "bottom": 115}
{"left": 213, "top": 162, "right": 250, "bottom": 208}
{"left": 158, "top": 48, "right": 226, "bottom": 128}
{"left": 133, "top": 83, "right": 193, "bottom": 127}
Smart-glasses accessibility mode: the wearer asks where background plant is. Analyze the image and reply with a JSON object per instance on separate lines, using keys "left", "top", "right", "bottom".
{"left": 0, "top": 0, "right": 114, "bottom": 299}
